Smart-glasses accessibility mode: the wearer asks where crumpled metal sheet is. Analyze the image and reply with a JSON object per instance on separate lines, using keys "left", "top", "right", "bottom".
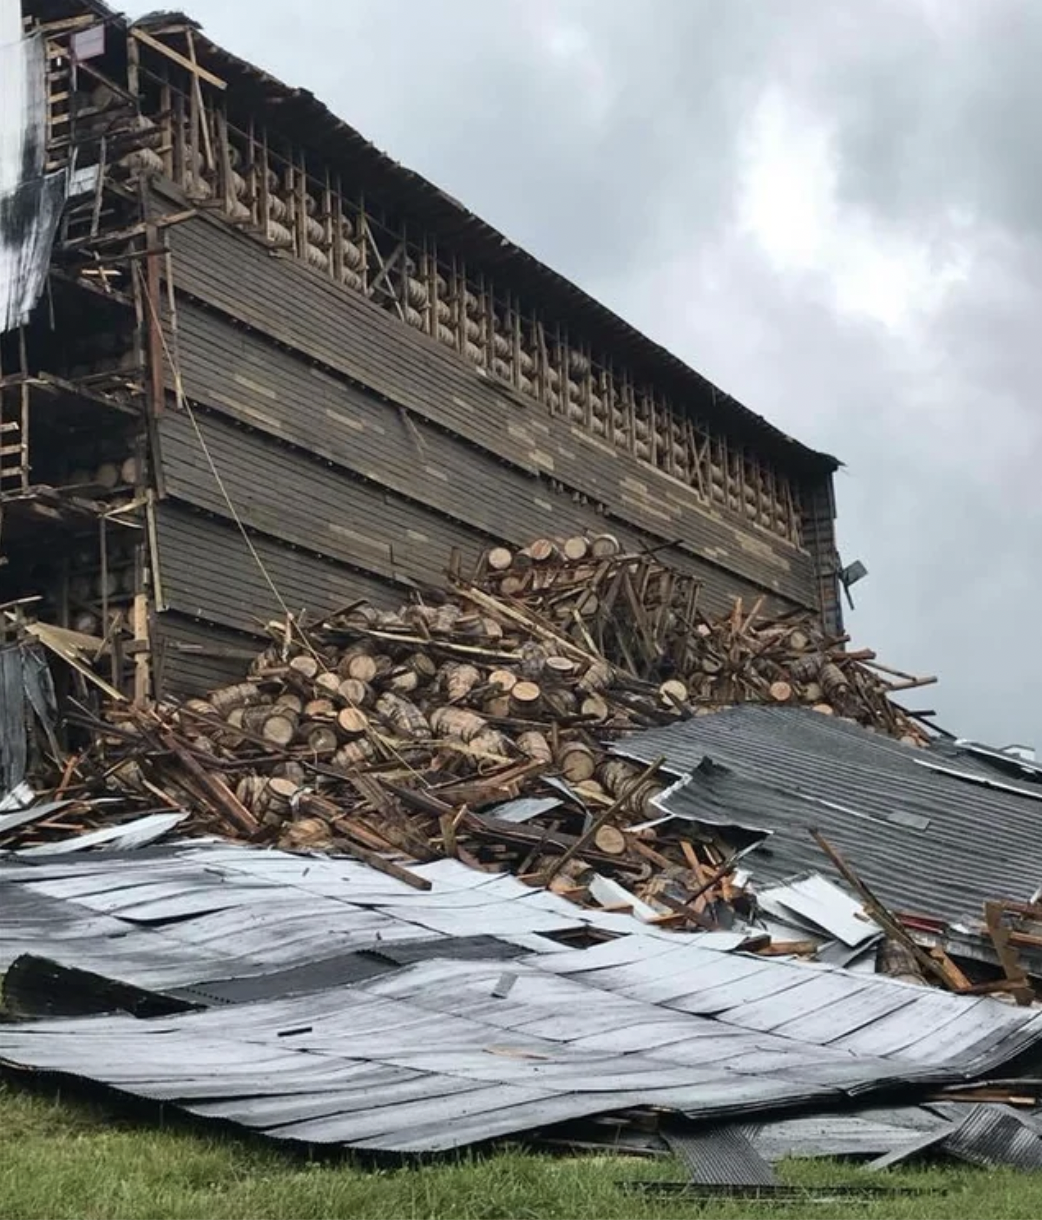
{"left": 941, "top": 1104, "right": 1042, "bottom": 1170}
{"left": 663, "top": 1125, "right": 777, "bottom": 1187}
{"left": 0, "top": 25, "right": 66, "bottom": 334}
{"left": 756, "top": 872, "right": 880, "bottom": 949}
{"left": 0, "top": 645, "right": 27, "bottom": 793}
{"left": 14, "top": 811, "right": 189, "bottom": 858}
{"left": 0, "top": 642, "right": 61, "bottom": 795}
{"left": 2, "top": 843, "right": 1042, "bottom": 1153}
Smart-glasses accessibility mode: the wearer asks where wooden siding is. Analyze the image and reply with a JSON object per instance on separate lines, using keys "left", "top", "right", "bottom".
{"left": 162, "top": 305, "right": 795, "bottom": 601}
{"left": 153, "top": 613, "right": 264, "bottom": 698}
{"left": 162, "top": 211, "right": 816, "bottom": 603}
{"left": 156, "top": 407, "right": 489, "bottom": 590}
{"left": 148, "top": 207, "right": 835, "bottom": 693}
{"left": 153, "top": 501, "right": 400, "bottom": 637}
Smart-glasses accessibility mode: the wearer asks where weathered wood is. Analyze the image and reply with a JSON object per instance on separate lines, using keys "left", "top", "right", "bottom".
{"left": 658, "top": 679, "right": 688, "bottom": 707}
{"left": 557, "top": 740, "right": 596, "bottom": 783}
{"left": 209, "top": 681, "right": 260, "bottom": 715}
{"left": 511, "top": 680, "right": 541, "bottom": 708}
{"left": 345, "top": 653, "right": 379, "bottom": 682}
{"left": 488, "top": 668, "right": 517, "bottom": 693}
{"left": 517, "top": 730, "right": 552, "bottom": 763}
{"left": 337, "top": 706, "right": 369, "bottom": 737}
{"left": 289, "top": 653, "right": 320, "bottom": 680}
{"left": 303, "top": 723, "right": 339, "bottom": 756}
{"left": 443, "top": 662, "right": 481, "bottom": 703}
{"left": 594, "top": 824, "right": 627, "bottom": 855}
{"left": 562, "top": 535, "right": 589, "bottom": 562}
{"left": 430, "top": 706, "right": 487, "bottom": 742}
{"left": 337, "top": 677, "right": 373, "bottom": 706}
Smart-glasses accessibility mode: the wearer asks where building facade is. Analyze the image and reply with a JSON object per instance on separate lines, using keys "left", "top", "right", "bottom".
{"left": 0, "top": 0, "right": 843, "bottom": 700}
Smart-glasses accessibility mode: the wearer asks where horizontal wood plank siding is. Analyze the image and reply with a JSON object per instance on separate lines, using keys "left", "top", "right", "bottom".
{"left": 163, "top": 210, "right": 816, "bottom": 606}
{"left": 153, "top": 501, "right": 400, "bottom": 636}
{"left": 153, "top": 613, "right": 261, "bottom": 698}
{"left": 156, "top": 407, "right": 488, "bottom": 589}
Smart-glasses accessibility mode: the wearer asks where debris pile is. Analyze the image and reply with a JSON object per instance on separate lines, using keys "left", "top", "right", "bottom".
{"left": 5, "top": 537, "right": 936, "bottom": 930}
{"left": 475, "top": 535, "right": 931, "bottom": 738}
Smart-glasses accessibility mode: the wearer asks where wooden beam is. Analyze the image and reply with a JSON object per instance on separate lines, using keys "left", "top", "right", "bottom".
{"left": 131, "top": 28, "right": 227, "bottom": 90}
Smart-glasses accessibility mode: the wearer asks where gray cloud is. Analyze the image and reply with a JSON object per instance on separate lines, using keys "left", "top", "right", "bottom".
{"left": 123, "top": 0, "right": 1042, "bottom": 746}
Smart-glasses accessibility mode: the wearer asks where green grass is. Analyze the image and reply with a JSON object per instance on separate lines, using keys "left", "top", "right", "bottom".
{"left": 2, "top": 1080, "right": 1042, "bottom": 1220}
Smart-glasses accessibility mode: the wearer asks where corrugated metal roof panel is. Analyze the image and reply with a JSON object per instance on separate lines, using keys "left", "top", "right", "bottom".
{"left": 616, "top": 706, "right": 1042, "bottom": 923}
{"left": 663, "top": 1125, "right": 777, "bottom": 1187}
{"left": 756, "top": 872, "right": 880, "bottom": 948}
{"left": 4, "top": 842, "right": 1042, "bottom": 1153}
{"left": 940, "top": 1105, "right": 1042, "bottom": 1170}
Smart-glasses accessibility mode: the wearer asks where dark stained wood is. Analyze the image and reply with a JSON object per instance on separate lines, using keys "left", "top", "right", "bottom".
{"left": 161, "top": 208, "right": 816, "bottom": 603}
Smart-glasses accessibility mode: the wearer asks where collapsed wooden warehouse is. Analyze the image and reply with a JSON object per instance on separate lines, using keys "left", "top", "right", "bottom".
{"left": 0, "top": 0, "right": 844, "bottom": 703}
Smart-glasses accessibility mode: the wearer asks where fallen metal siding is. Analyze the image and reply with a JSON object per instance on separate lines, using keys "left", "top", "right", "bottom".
{"left": 163, "top": 212, "right": 819, "bottom": 610}
{"left": 2, "top": 842, "right": 1041, "bottom": 1154}
{"left": 939, "top": 1105, "right": 1042, "bottom": 1170}
{"left": 618, "top": 706, "right": 1042, "bottom": 924}
{"left": 662, "top": 1126, "right": 777, "bottom": 1187}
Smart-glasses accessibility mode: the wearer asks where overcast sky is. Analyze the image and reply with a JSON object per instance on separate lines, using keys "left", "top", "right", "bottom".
{"left": 123, "top": 0, "right": 1042, "bottom": 747}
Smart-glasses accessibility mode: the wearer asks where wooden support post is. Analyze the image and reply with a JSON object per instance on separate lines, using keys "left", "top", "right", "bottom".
{"left": 322, "top": 168, "right": 334, "bottom": 279}
{"left": 99, "top": 515, "right": 110, "bottom": 666}
{"left": 331, "top": 174, "right": 345, "bottom": 281}
{"left": 132, "top": 592, "right": 151, "bottom": 706}
{"left": 17, "top": 327, "right": 29, "bottom": 491}
{"left": 171, "top": 87, "right": 186, "bottom": 187}
{"left": 159, "top": 70, "right": 173, "bottom": 178}
{"left": 258, "top": 128, "right": 270, "bottom": 236}
{"left": 535, "top": 319, "right": 549, "bottom": 408}
{"left": 145, "top": 233, "right": 165, "bottom": 417}
{"left": 217, "top": 107, "right": 233, "bottom": 215}
{"left": 358, "top": 190, "right": 369, "bottom": 291}
{"left": 295, "top": 150, "right": 308, "bottom": 259}
{"left": 126, "top": 25, "right": 140, "bottom": 98}
{"left": 399, "top": 222, "right": 410, "bottom": 320}
{"left": 514, "top": 296, "right": 527, "bottom": 387}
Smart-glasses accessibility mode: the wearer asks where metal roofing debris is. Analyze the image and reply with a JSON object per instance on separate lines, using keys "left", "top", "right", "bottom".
{"left": 616, "top": 706, "right": 1042, "bottom": 926}
{"left": 755, "top": 872, "right": 880, "bottom": 950}
{"left": 940, "top": 1105, "right": 1042, "bottom": 1171}
{"left": 0, "top": 797, "right": 75, "bottom": 838}
{"left": 662, "top": 1125, "right": 777, "bottom": 1187}
{"left": 0, "top": 782, "right": 35, "bottom": 812}
{"left": 483, "top": 798, "right": 562, "bottom": 825}
{"left": 745, "top": 1106, "right": 956, "bottom": 1162}
{"left": 865, "top": 1128, "right": 955, "bottom": 1171}
{"left": 12, "top": 811, "right": 189, "bottom": 858}
{"left": 2, "top": 841, "right": 1042, "bottom": 1154}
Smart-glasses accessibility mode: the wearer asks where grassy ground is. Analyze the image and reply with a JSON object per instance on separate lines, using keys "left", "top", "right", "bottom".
{"left": 2, "top": 1081, "right": 1042, "bottom": 1220}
